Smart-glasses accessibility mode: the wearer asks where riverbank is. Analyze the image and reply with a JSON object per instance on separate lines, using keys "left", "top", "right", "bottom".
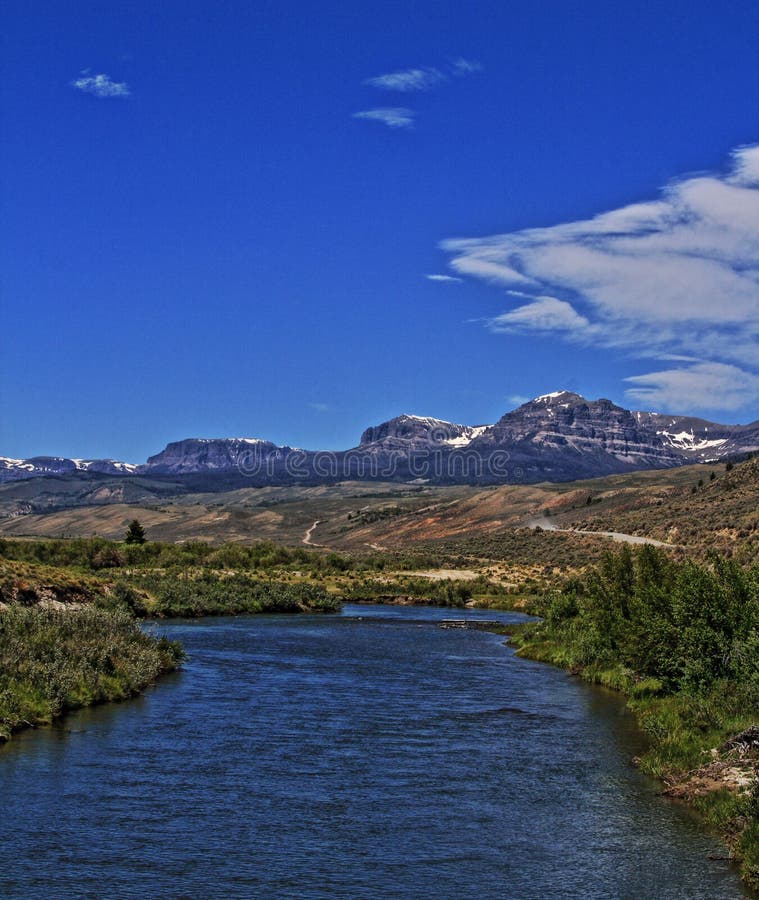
{"left": 505, "top": 545, "right": 759, "bottom": 890}
{"left": 0, "top": 553, "right": 342, "bottom": 742}
{"left": 0, "top": 604, "right": 184, "bottom": 743}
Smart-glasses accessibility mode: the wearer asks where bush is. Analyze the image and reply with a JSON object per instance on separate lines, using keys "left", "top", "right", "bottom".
{"left": 128, "top": 572, "right": 340, "bottom": 617}
{"left": 529, "top": 546, "right": 759, "bottom": 693}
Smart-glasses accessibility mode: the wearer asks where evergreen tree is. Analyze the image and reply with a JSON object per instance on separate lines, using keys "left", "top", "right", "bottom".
{"left": 124, "top": 519, "right": 146, "bottom": 545}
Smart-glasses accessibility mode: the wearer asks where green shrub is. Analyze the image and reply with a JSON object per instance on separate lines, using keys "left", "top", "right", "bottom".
{"left": 129, "top": 572, "right": 340, "bottom": 617}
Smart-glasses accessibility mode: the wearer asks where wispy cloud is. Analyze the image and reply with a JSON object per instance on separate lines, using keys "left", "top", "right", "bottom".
{"left": 625, "top": 362, "right": 759, "bottom": 412}
{"left": 71, "top": 72, "right": 130, "bottom": 98}
{"left": 364, "top": 67, "right": 445, "bottom": 92}
{"left": 451, "top": 58, "right": 483, "bottom": 76}
{"left": 488, "top": 295, "right": 592, "bottom": 334}
{"left": 309, "top": 402, "right": 331, "bottom": 413}
{"left": 352, "top": 107, "right": 415, "bottom": 129}
{"left": 355, "top": 59, "right": 481, "bottom": 130}
{"left": 426, "top": 274, "right": 462, "bottom": 283}
{"left": 443, "top": 144, "right": 759, "bottom": 413}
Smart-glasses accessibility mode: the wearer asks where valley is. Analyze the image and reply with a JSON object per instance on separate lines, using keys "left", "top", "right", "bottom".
{"left": 2, "top": 457, "right": 753, "bottom": 565}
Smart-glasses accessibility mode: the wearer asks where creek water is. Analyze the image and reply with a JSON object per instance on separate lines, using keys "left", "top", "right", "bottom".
{"left": 0, "top": 604, "right": 751, "bottom": 898}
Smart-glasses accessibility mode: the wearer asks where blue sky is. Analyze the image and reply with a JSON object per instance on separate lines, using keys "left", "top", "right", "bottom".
{"left": 2, "top": 0, "right": 758, "bottom": 462}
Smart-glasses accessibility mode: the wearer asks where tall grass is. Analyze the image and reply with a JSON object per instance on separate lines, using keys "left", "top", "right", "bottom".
{"left": 0, "top": 606, "right": 184, "bottom": 741}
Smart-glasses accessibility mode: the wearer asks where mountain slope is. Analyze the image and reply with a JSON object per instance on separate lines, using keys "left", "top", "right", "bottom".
{"left": 3, "top": 393, "right": 757, "bottom": 487}
{"left": 468, "top": 391, "right": 684, "bottom": 481}
{"left": 560, "top": 455, "right": 759, "bottom": 561}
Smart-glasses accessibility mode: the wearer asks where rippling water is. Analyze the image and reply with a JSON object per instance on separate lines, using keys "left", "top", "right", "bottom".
{"left": 0, "top": 605, "right": 751, "bottom": 898}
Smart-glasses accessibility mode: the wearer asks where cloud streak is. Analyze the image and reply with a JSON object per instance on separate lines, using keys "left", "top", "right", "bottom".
{"left": 443, "top": 144, "right": 759, "bottom": 413}
{"left": 488, "top": 295, "right": 592, "bottom": 334}
{"left": 625, "top": 362, "right": 759, "bottom": 412}
{"left": 352, "top": 107, "right": 415, "bottom": 129}
{"left": 355, "top": 58, "right": 481, "bottom": 130}
{"left": 426, "top": 274, "right": 462, "bottom": 283}
{"left": 451, "top": 58, "right": 482, "bottom": 76}
{"left": 71, "top": 72, "right": 130, "bottom": 98}
{"left": 363, "top": 59, "right": 481, "bottom": 93}
{"left": 364, "top": 67, "right": 445, "bottom": 92}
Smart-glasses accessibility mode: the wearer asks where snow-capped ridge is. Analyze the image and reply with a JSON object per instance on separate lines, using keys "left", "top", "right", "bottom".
{"left": 532, "top": 390, "right": 572, "bottom": 403}
{"left": 398, "top": 414, "right": 457, "bottom": 427}
{"left": 0, "top": 455, "right": 138, "bottom": 480}
{"left": 71, "top": 459, "right": 139, "bottom": 473}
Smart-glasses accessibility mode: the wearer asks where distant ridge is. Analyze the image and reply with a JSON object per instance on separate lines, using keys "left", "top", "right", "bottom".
{"left": 3, "top": 393, "right": 758, "bottom": 486}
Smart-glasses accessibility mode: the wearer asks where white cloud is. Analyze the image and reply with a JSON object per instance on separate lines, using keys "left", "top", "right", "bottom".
{"left": 364, "top": 67, "right": 445, "bottom": 92}
{"left": 71, "top": 72, "right": 130, "bottom": 98}
{"left": 451, "top": 58, "right": 482, "bottom": 76}
{"left": 357, "top": 60, "right": 481, "bottom": 130}
{"left": 488, "top": 295, "right": 592, "bottom": 334}
{"left": 352, "top": 108, "right": 415, "bottom": 129}
{"left": 625, "top": 362, "right": 759, "bottom": 413}
{"left": 507, "top": 394, "right": 530, "bottom": 406}
{"left": 732, "top": 144, "right": 759, "bottom": 186}
{"left": 443, "top": 144, "right": 759, "bottom": 412}
{"left": 309, "top": 402, "right": 331, "bottom": 413}
{"left": 426, "top": 274, "right": 462, "bottom": 283}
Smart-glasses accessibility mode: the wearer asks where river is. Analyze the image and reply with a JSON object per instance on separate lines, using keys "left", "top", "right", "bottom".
{"left": 0, "top": 605, "right": 751, "bottom": 898}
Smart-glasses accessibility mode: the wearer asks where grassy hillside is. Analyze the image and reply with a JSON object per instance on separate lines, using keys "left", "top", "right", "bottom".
{"left": 561, "top": 457, "right": 758, "bottom": 561}
{"left": 0, "top": 478, "right": 449, "bottom": 544}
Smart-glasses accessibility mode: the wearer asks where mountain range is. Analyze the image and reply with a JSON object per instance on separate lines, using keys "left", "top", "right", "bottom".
{"left": 3, "top": 391, "right": 758, "bottom": 487}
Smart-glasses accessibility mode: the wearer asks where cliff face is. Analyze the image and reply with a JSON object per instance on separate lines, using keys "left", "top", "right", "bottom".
{"left": 467, "top": 392, "right": 759, "bottom": 481}
{"left": 141, "top": 438, "right": 285, "bottom": 475}
{"left": 3, "top": 393, "right": 758, "bottom": 486}
{"left": 467, "top": 392, "right": 683, "bottom": 481}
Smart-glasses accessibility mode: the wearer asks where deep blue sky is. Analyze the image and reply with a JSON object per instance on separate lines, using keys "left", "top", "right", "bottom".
{"left": 2, "top": 0, "right": 758, "bottom": 461}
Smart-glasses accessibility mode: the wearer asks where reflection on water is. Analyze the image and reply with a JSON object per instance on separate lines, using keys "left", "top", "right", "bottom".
{"left": 0, "top": 605, "right": 750, "bottom": 898}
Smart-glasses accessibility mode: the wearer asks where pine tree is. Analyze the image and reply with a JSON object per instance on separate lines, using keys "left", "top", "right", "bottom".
{"left": 124, "top": 519, "right": 146, "bottom": 544}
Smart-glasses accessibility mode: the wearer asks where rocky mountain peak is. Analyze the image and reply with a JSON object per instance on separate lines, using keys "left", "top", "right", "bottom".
{"left": 526, "top": 390, "right": 585, "bottom": 406}
{"left": 359, "top": 414, "right": 481, "bottom": 448}
{"left": 142, "top": 437, "right": 284, "bottom": 475}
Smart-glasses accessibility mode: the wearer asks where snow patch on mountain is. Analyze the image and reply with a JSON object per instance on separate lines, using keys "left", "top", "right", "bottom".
{"left": 0, "top": 457, "right": 35, "bottom": 472}
{"left": 399, "top": 414, "right": 457, "bottom": 428}
{"left": 657, "top": 430, "right": 728, "bottom": 452}
{"left": 443, "top": 425, "right": 489, "bottom": 448}
{"left": 72, "top": 459, "right": 139, "bottom": 473}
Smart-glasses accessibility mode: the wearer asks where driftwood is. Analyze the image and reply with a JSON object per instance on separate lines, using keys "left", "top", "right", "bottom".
{"left": 721, "top": 726, "right": 759, "bottom": 755}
